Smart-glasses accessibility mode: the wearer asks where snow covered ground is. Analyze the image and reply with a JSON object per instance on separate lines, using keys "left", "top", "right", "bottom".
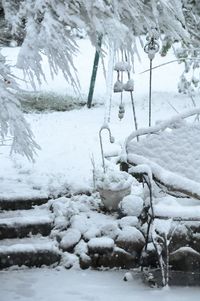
{"left": 1, "top": 268, "right": 200, "bottom": 301}
{"left": 0, "top": 38, "right": 195, "bottom": 197}
{"left": 1, "top": 38, "right": 200, "bottom": 299}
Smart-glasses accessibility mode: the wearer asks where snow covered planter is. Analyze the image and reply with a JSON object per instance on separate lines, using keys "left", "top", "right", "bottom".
{"left": 96, "top": 170, "right": 133, "bottom": 211}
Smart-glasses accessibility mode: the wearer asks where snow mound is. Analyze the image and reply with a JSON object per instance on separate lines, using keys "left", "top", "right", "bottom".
{"left": 119, "top": 195, "right": 143, "bottom": 217}
{"left": 117, "top": 226, "right": 144, "bottom": 243}
{"left": 127, "top": 123, "right": 200, "bottom": 183}
{"left": 60, "top": 229, "right": 81, "bottom": 251}
{"left": 118, "top": 216, "right": 139, "bottom": 229}
{"left": 100, "top": 222, "right": 120, "bottom": 240}
{"left": 96, "top": 169, "right": 133, "bottom": 191}
{"left": 88, "top": 237, "right": 114, "bottom": 249}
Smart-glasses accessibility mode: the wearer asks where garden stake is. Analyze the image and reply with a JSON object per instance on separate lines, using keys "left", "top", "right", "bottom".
{"left": 124, "top": 52, "right": 138, "bottom": 140}
{"left": 99, "top": 125, "right": 115, "bottom": 173}
{"left": 144, "top": 34, "right": 159, "bottom": 127}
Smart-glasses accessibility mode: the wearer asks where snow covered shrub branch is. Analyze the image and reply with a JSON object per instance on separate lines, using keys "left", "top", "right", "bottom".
{"left": 0, "top": 0, "right": 196, "bottom": 159}
{"left": 0, "top": 52, "right": 39, "bottom": 160}
{"left": 162, "top": 1, "right": 200, "bottom": 95}
{"left": 1, "top": 0, "right": 191, "bottom": 87}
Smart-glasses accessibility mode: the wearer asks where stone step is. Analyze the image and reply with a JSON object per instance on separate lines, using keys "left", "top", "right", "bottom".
{"left": 0, "top": 237, "right": 61, "bottom": 269}
{"left": 0, "top": 208, "right": 53, "bottom": 239}
{"left": 0, "top": 197, "right": 50, "bottom": 211}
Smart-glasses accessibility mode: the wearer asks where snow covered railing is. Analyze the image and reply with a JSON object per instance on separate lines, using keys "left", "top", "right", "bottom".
{"left": 121, "top": 107, "right": 200, "bottom": 200}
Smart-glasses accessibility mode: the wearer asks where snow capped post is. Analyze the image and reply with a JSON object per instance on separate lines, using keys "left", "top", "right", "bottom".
{"left": 144, "top": 29, "right": 159, "bottom": 127}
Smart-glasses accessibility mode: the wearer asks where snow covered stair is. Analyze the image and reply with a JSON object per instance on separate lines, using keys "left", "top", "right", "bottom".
{"left": 0, "top": 198, "right": 61, "bottom": 269}
{"left": 0, "top": 237, "right": 60, "bottom": 269}
{"left": 0, "top": 208, "right": 53, "bottom": 239}
{"left": 0, "top": 196, "right": 49, "bottom": 210}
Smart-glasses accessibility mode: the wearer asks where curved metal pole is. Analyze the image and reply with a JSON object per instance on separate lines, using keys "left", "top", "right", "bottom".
{"left": 99, "top": 125, "right": 115, "bottom": 173}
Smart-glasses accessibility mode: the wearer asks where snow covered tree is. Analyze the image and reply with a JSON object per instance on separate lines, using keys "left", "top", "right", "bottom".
{"left": 1, "top": 0, "right": 191, "bottom": 85}
{"left": 174, "top": 1, "right": 200, "bottom": 95}
{"left": 0, "top": 52, "right": 39, "bottom": 160}
{"left": 0, "top": 0, "right": 197, "bottom": 159}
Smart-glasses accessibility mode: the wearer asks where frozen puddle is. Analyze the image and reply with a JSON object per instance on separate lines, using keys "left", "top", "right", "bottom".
{"left": 0, "top": 268, "right": 200, "bottom": 301}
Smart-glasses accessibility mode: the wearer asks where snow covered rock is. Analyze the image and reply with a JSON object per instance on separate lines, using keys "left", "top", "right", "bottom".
{"left": 119, "top": 195, "right": 143, "bottom": 217}
{"left": 74, "top": 239, "right": 91, "bottom": 269}
{"left": 83, "top": 227, "right": 101, "bottom": 241}
{"left": 118, "top": 216, "right": 139, "bottom": 229}
{"left": 70, "top": 214, "right": 89, "bottom": 235}
{"left": 116, "top": 226, "right": 145, "bottom": 254}
{"left": 61, "top": 252, "right": 79, "bottom": 269}
{"left": 79, "top": 253, "right": 91, "bottom": 269}
{"left": 100, "top": 223, "right": 120, "bottom": 240}
{"left": 74, "top": 239, "right": 88, "bottom": 256}
{"left": 60, "top": 228, "right": 81, "bottom": 252}
{"left": 170, "top": 247, "right": 200, "bottom": 272}
{"left": 169, "top": 222, "right": 191, "bottom": 252}
{"left": 90, "top": 247, "right": 137, "bottom": 269}
{"left": 140, "top": 242, "right": 158, "bottom": 268}
{"left": 88, "top": 237, "right": 114, "bottom": 255}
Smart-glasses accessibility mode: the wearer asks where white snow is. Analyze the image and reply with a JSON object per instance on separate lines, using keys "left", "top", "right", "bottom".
{"left": 96, "top": 169, "right": 133, "bottom": 191}
{"left": 0, "top": 237, "right": 59, "bottom": 254}
{"left": 171, "top": 246, "right": 200, "bottom": 256}
{"left": 118, "top": 216, "right": 139, "bottom": 229}
{"left": 119, "top": 195, "right": 143, "bottom": 217}
{"left": 0, "top": 208, "right": 52, "bottom": 226}
{"left": 100, "top": 222, "right": 120, "bottom": 240}
{"left": 60, "top": 228, "right": 81, "bottom": 250}
{"left": 0, "top": 38, "right": 190, "bottom": 200}
{"left": 127, "top": 122, "right": 200, "bottom": 183}
{"left": 154, "top": 198, "right": 200, "bottom": 219}
{"left": 88, "top": 237, "right": 114, "bottom": 249}
{"left": 1, "top": 37, "right": 200, "bottom": 298}
{"left": 117, "top": 226, "right": 145, "bottom": 243}
{"left": 1, "top": 268, "right": 200, "bottom": 301}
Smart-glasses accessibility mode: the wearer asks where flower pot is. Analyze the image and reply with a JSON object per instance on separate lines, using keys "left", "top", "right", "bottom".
{"left": 96, "top": 170, "right": 132, "bottom": 211}
{"left": 98, "top": 185, "right": 132, "bottom": 211}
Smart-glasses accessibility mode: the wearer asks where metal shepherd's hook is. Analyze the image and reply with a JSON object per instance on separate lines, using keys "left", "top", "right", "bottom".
{"left": 144, "top": 33, "right": 159, "bottom": 127}
{"left": 99, "top": 124, "right": 115, "bottom": 173}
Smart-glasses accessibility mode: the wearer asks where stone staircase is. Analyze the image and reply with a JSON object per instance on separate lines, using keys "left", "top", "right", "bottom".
{"left": 0, "top": 197, "right": 61, "bottom": 269}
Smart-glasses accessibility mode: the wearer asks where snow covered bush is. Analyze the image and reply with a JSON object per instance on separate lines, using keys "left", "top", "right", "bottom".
{"left": 1, "top": 0, "right": 191, "bottom": 88}
{"left": 0, "top": 52, "right": 39, "bottom": 160}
